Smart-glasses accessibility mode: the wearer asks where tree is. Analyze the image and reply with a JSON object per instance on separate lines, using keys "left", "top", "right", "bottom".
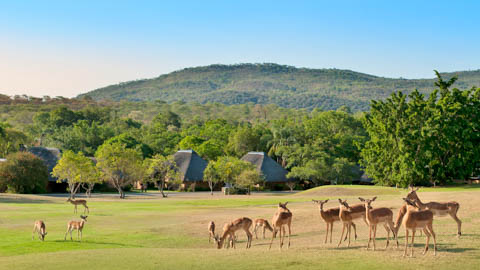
{"left": 52, "top": 151, "right": 100, "bottom": 198}
{"left": 235, "top": 169, "right": 263, "bottom": 195}
{"left": 361, "top": 73, "right": 480, "bottom": 187}
{"left": 0, "top": 152, "right": 48, "bottom": 193}
{"left": 144, "top": 154, "right": 182, "bottom": 197}
{"left": 203, "top": 162, "right": 221, "bottom": 195}
{"left": 0, "top": 123, "right": 29, "bottom": 157}
{"left": 212, "top": 156, "right": 255, "bottom": 189}
{"left": 95, "top": 142, "right": 143, "bottom": 199}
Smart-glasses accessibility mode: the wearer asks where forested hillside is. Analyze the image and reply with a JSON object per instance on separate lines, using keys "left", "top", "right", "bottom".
{"left": 79, "top": 63, "right": 480, "bottom": 111}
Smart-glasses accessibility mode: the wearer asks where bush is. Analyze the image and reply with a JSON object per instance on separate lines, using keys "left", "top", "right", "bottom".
{"left": 0, "top": 152, "right": 48, "bottom": 193}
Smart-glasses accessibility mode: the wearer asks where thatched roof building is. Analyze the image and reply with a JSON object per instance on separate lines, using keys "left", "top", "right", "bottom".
{"left": 173, "top": 150, "right": 207, "bottom": 182}
{"left": 241, "top": 152, "right": 288, "bottom": 183}
{"left": 27, "top": 147, "right": 62, "bottom": 182}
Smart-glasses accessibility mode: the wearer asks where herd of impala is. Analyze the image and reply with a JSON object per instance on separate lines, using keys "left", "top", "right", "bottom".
{"left": 208, "top": 187, "right": 462, "bottom": 257}
{"left": 32, "top": 198, "right": 89, "bottom": 242}
{"left": 30, "top": 187, "right": 461, "bottom": 257}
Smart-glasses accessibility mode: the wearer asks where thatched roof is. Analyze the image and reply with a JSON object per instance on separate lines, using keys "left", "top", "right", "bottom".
{"left": 241, "top": 152, "right": 288, "bottom": 183}
{"left": 28, "top": 147, "right": 62, "bottom": 182}
{"left": 173, "top": 150, "right": 207, "bottom": 182}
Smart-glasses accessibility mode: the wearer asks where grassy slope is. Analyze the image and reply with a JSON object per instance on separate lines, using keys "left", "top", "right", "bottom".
{"left": 79, "top": 64, "right": 480, "bottom": 111}
{"left": 1, "top": 186, "right": 480, "bottom": 270}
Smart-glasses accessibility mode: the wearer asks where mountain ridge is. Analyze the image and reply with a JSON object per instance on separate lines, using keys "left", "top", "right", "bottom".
{"left": 79, "top": 63, "right": 480, "bottom": 111}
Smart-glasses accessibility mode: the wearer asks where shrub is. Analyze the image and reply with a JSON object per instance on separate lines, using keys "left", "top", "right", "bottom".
{"left": 0, "top": 152, "right": 48, "bottom": 193}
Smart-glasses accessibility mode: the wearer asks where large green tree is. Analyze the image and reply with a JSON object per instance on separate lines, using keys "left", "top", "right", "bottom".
{"left": 95, "top": 142, "right": 143, "bottom": 198}
{"left": 0, "top": 152, "right": 48, "bottom": 193}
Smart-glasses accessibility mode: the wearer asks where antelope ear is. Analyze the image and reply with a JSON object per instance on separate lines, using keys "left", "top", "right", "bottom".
{"left": 278, "top": 203, "right": 282, "bottom": 207}
{"left": 284, "top": 202, "right": 288, "bottom": 206}
{"left": 371, "top": 196, "right": 377, "bottom": 201}
{"left": 338, "top": 199, "right": 342, "bottom": 203}
{"left": 415, "top": 187, "right": 420, "bottom": 191}
{"left": 359, "top": 197, "right": 365, "bottom": 202}
{"left": 324, "top": 199, "right": 329, "bottom": 203}
{"left": 44, "top": 232, "right": 48, "bottom": 235}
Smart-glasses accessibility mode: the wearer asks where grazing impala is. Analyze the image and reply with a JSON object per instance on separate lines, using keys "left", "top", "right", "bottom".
{"left": 32, "top": 220, "right": 47, "bottom": 241}
{"left": 64, "top": 215, "right": 88, "bottom": 241}
{"left": 406, "top": 187, "right": 461, "bottom": 237}
{"left": 253, "top": 218, "right": 273, "bottom": 239}
{"left": 208, "top": 221, "right": 215, "bottom": 243}
{"left": 269, "top": 202, "right": 292, "bottom": 250}
{"left": 402, "top": 198, "right": 436, "bottom": 257}
{"left": 312, "top": 199, "right": 358, "bottom": 244}
{"left": 214, "top": 217, "right": 252, "bottom": 249}
{"left": 67, "top": 198, "right": 89, "bottom": 214}
{"left": 359, "top": 197, "right": 398, "bottom": 250}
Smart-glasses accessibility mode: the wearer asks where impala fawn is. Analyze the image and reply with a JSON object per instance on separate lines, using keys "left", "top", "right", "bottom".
{"left": 67, "top": 198, "right": 89, "bottom": 214}
{"left": 269, "top": 202, "right": 292, "bottom": 250}
{"left": 359, "top": 197, "right": 398, "bottom": 250}
{"left": 32, "top": 220, "right": 47, "bottom": 241}
{"left": 214, "top": 217, "right": 252, "bottom": 249}
{"left": 208, "top": 221, "right": 215, "bottom": 243}
{"left": 402, "top": 198, "right": 436, "bottom": 257}
{"left": 312, "top": 199, "right": 358, "bottom": 244}
{"left": 253, "top": 218, "right": 273, "bottom": 239}
{"left": 406, "top": 187, "right": 461, "bottom": 237}
{"left": 64, "top": 215, "right": 88, "bottom": 241}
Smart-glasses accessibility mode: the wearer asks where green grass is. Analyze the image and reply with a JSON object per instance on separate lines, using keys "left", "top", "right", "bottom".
{"left": 1, "top": 185, "right": 479, "bottom": 270}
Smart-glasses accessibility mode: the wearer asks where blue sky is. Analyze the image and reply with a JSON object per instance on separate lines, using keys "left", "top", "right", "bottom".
{"left": 1, "top": 0, "right": 479, "bottom": 97}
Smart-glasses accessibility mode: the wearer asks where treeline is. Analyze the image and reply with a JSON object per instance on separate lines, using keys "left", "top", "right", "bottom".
{"left": 1, "top": 73, "right": 479, "bottom": 190}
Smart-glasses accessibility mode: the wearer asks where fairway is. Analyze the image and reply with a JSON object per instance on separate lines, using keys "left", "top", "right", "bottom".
{"left": 1, "top": 186, "right": 479, "bottom": 270}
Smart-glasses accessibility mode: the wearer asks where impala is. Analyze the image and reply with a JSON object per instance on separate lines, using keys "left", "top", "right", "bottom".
{"left": 67, "top": 198, "right": 89, "bottom": 214}
{"left": 208, "top": 221, "right": 215, "bottom": 243}
{"left": 359, "top": 197, "right": 398, "bottom": 250}
{"left": 32, "top": 220, "right": 47, "bottom": 241}
{"left": 64, "top": 215, "right": 88, "bottom": 241}
{"left": 312, "top": 199, "right": 358, "bottom": 244}
{"left": 253, "top": 218, "right": 273, "bottom": 239}
{"left": 402, "top": 198, "right": 436, "bottom": 257}
{"left": 269, "top": 202, "right": 292, "bottom": 250}
{"left": 214, "top": 217, "right": 252, "bottom": 249}
{"left": 406, "top": 187, "right": 461, "bottom": 237}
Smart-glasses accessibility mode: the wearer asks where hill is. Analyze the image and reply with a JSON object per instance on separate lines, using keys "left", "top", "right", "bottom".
{"left": 79, "top": 63, "right": 480, "bottom": 111}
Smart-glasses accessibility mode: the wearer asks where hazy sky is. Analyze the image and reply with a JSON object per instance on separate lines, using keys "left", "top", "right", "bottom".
{"left": 1, "top": 0, "right": 479, "bottom": 97}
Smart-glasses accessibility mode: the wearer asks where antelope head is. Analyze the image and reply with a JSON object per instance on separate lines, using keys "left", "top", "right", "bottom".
{"left": 338, "top": 199, "right": 351, "bottom": 210}
{"left": 278, "top": 202, "right": 290, "bottom": 213}
{"left": 312, "top": 199, "right": 329, "bottom": 210}
{"left": 406, "top": 186, "right": 420, "bottom": 201}
{"left": 214, "top": 234, "right": 223, "bottom": 249}
{"left": 359, "top": 196, "right": 377, "bottom": 209}
{"left": 80, "top": 215, "right": 88, "bottom": 222}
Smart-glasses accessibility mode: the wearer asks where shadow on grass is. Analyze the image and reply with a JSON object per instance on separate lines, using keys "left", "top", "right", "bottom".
{"left": 51, "top": 239, "right": 143, "bottom": 248}
{"left": 0, "top": 196, "right": 53, "bottom": 204}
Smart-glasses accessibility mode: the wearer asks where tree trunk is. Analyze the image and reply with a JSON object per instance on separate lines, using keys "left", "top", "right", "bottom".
{"left": 158, "top": 180, "right": 167, "bottom": 198}
{"left": 117, "top": 187, "right": 124, "bottom": 199}
{"left": 209, "top": 181, "right": 213, "bottom": 196}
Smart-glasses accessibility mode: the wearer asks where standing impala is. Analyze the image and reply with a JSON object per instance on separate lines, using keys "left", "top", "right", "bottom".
{"left": 268, "top": 202, "right": 292, "bottom": 250}
{"left": 359, "top": 197, "right": 398, "bottom": 250}
{"left": 32, "top": 220, "right": 47, "bottom": 241}
{"left": 208, "top": 221, "right": 215, "bottom": 243}
{"left": 214, "top": 217, "right": 252, "bottom": 249}
{"left": 312, "top": 199, "right": 358, "bottom": 244}
{"left": 64, "top": 215, "right": 88, "bottom": 241}
{"left": 402, "top": 198, "right": 436, "bottom": 257}
{"left": 406, "top": 187, "right": 461, "bottom": 237}
{"left": 67, "top": 198, "right": 89, "bottom": 214}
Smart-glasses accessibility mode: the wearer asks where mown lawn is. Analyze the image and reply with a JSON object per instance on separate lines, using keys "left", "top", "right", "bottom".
{"left": 0, "top": 186, "right": 479, "bottom": 270}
